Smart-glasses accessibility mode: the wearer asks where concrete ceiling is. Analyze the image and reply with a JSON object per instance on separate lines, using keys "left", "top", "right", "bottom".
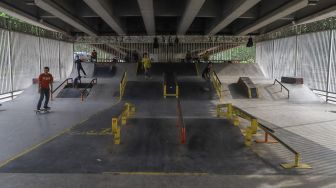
{"left": 1, "top": 0, "right": 335, "bottom": 36}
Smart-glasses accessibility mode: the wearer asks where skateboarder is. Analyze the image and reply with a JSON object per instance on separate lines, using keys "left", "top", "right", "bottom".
{"left": 201, "top": 62, "right": 212, "bottom": 91}
{"left": 75, "top": 55, "right": 87, "bottom": 78}
{"left": 37, "top": 66, "right": 53, "bottom": 111}
{"left": 142, "top": 53, "right": 152, "bottom": 79}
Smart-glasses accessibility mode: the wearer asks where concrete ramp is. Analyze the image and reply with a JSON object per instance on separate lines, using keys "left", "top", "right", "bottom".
{"left": 70, "top": 62, "right": 95, "bottom": 78}
{"left": 199, "top": 63, "right": 265, "bottom": 82}
{"left": 256, "top": 82, "right": 322, "bottom": 103}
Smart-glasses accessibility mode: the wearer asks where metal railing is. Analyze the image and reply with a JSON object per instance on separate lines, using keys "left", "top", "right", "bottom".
{"left": 51, "top": 78, "right": 73, "bottom": 100}
{"left": 177, "top": 99, "right": 186, "bottom": 144}
{"left": 211, "top": 70, "right": 222, "bottom": 99}
{"left": 216, "top": 103, "right": 311, "bottom": 169}
{"left": 80, "top": 78, "right": 97, "bottom": 101}
{"left": 0, "top": 90, "right": 23, "bottom": 101}
{"left": 119, "top": 71, "right": 127, "bottom": 100}
{"left": 312, "top": 88, "right": 336, "bottom": 103}
{"left": 273, "top": 79, "right": 289, "bottom": 99}
{"left": 111, "top": 103, "right": 136, "bottom": 144}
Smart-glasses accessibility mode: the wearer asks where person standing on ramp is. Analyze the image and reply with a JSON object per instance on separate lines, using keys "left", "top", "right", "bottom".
{"left": 142, "top": 53, "right": 152, "bottom": 79}
{"left": 75, "top": 55, "right": 87, "bottom": 78}
{"left": 201, "top": 62, "right": 212, "bottom": 91}
{"left": 37, "top": 67, "right": 53, "bottom": 111}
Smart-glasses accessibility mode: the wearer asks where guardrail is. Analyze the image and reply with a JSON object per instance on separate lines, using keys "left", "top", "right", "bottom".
{"left": 312, "top": 88, "right": 336, "bottom": 103}
{"left": 216, "top": 103, "right": 311, "bottom": 169}
{"left": 120, "top": 71, "right": 127, "bottom": 100}
{"left": 211, "top": 71, "right": 222, "bottom": 99}
{"left": 163, "top": 72, "right": 179, "bottom": 98}
{"left": 80, "top": 78, "right": 97, "bottom": 101}
{"left": 0, "top": 90, "right": 23, "bottom": 101}
{"left": 111, "top": 102, "right": 136, "bottom": 144}
{"left": 273, "top": 79, "right": 289, "bottom": 99}
{"left": 177, "top": 99, "right": 186, "bottom": 144}
{"left": 51, "top": 78, "right": 73, "bottom": 100}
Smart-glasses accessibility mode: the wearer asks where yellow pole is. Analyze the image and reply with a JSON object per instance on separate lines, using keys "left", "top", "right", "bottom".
{"left": 227, "top": 103, "right": 233, "bottom": 119}
{"left": 244, "top": 128, "right": 252, "bottom": 147}
{"left": 251, "top": 119, "right": 258, "bottom": 134}
{"left": 112, "top": 118, "right": 120, "bottom": 144}
{"left": 295, "top": 154, "right": 300, "bottom": 167}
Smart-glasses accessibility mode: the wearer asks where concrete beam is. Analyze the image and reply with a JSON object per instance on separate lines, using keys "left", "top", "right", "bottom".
{"left": 296, "top": 5, "right": 336, "bottom": 25}
{"left": 83, "top": 0, "right": 125, "bottom": 35}
{"left": 267, "top": 5, "right": 336, "bottom": 34}
{"left": 177, "top": 0, "right": 206, "bottom": 35}
{"left": 236, "top": 0, "right": 309, "bottom": 35}
{"left": 0, "top": 2, "right": 65, "bottom": 33}
{"left": 136, "top": 0, "right": 155, "bottom": 35}
{"left": 207, "top": 0, "right": 260, "bottom": 35}
{"left": 34, "top": 0, "right": 97, "bottom": 36}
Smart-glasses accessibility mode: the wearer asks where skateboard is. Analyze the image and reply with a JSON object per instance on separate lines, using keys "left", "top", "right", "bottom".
{"left": 35, "top": 108, "right": 51, "bottom": 114}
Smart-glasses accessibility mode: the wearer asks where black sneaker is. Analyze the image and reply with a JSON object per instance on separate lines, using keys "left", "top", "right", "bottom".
{"left": 44, "top": 106, "right": 51, "bottom": 110}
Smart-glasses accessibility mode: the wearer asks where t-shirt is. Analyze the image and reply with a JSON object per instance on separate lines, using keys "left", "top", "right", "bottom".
{"left": 39, "top": 73, "right": 53, "bottom": 89}
{"left": 142, "top": 57, "right": 151, "bottom": 69}
{"left": 91, "top": 52, "right": 97, "bottom": 58}
{"left": 75, "top": 59, "right": 82, "bottom": 68}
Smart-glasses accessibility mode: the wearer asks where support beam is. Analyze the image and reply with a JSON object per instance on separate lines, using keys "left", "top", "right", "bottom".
{"left": 0, "top": 2, "right": 64, "bottom": 33}
{"left": 83, "top": 0, "right": 125, "bottom": 35}
{"left": 236, "top": 0, "right": 309, "bottom": 35}
{"left": 296, "top": 5, "right": 336, "bottom": 25}
{"left": 136, "top": 0, "right": 155, "bottom": 35}
{"left": 177, "top": 0, "right": 206, "bottom": 35}
{"left": 34, "top": 0, "right": 97, "bottom": 36}
{"left": 269, "top": 5, "right": 336, "bottom": 33}
{"left": 207, "top": 0, "right": 260, "bottom": 35}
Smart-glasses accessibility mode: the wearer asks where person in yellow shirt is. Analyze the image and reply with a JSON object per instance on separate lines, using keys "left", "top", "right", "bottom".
{"left": 142, "top": 53, "right": 151, "bottom": 79}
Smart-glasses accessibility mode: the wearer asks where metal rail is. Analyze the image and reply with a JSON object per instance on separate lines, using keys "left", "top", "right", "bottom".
{"left": 273, "top": 79, "right": 289, "bottom": 99}
{"left": 52, "top": 78, "right": 73, "bottom": 94}
{"left": 120, "top": 71, "right": 127, "bottom": 100}
{"left": 211, "top": 70, "right": 222, "bottom": 99}
{"left": 111, "top": 103, "right": 136, "bottom": 144}
{"left": 217, "top": 103, "right": 311, "bottom": 169}
{"left": 312, "top": 88, "right": 336, "bottom": 103}
{"left": 80, "top": 78, "right": 97, "bottom": 101}
{"left": 0, "top": 90, "right": 23, "bottom": 101}
{"left": 177, "top": 99, "right": 186, "bottom": 144}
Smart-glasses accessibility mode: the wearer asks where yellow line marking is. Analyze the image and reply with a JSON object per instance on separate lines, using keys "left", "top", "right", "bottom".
{"left": 103, "top": 172, "right": 208, "bottom": 176}
{"left": 0, "top": 99, "right": 122, "bottom": 169}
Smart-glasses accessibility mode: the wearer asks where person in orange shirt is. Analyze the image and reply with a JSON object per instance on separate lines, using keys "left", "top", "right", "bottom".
{"left": 37, "top": 67, "right": 53, "bottom": 111}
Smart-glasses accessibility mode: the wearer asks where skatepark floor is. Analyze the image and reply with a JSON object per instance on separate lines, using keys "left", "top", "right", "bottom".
{"left": 1, "top": 63, "right": 336, "bottom": 187}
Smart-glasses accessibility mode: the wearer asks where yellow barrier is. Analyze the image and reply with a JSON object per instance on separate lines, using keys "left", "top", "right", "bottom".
{"left": 111, "top": 102, "right": 136, "bottom": 144}
{"left": 163, "top": 73, "right": 179, "bottom": 98}
{"left": 163, "top": 85, "right": 179, "bottom": 98}
{"left": 120, "top": 71, "right": 127, "bottom": 100}
{"left": 216, "top": 103, "right": 311, "bottom": 169}
{"left": 211, "top": 71, "right": 222, "bottom": 100}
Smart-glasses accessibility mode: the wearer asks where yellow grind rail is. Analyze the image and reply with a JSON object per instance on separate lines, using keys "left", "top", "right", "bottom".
{"left": 120, "top": 71, "right": 127, "bottom": 100}
{"left": 111, "top": 102, "right": 136, "bottom": 144}
{"left": 216, "top": 103, "right": 311, "bottom": 169}
{"left": 211, "top": 71, "right": 222, "bottom": 100}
